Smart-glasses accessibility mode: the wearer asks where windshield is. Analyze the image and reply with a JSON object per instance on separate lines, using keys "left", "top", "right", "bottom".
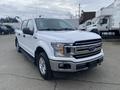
{"left": 92, "top": 18, "right": 99, "bottom": 24}
{"left": 35, "top": 18, "right": 75, "bottom": 31}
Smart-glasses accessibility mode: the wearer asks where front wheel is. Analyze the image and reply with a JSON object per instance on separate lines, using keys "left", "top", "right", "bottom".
{"left": 36, "top": 52, "right": 53, "bottom": 80}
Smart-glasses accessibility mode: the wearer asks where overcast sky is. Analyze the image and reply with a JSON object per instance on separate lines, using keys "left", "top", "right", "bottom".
{"left": 0, "top": 0, "right": 114, "bottom": 19}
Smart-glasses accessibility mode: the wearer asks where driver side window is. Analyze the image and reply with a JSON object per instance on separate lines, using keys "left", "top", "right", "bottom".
{"left": 100, "top": 18, "right": 108, "bottom": 25}
{"left": 102, "top": 18, "right": 108, "bottom": 24}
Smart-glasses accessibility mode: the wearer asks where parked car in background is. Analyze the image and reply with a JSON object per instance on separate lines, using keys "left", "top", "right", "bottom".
{"left": 78, "top": 20, "right": 92, "bottom": 31}
{"left": 0, "top": 25, "right": 15, "bottom": 35}
{"left": 78, "top": 19, "right": 100, "bottom": 34}
{"left": 0, "top": 25, "right": 9, "bottom": 35}
{"left": 5, "top": 25, "right": 15, "bottom": 34}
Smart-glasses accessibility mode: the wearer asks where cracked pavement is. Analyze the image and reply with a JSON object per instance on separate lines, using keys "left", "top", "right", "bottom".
{"left": 0, "top": 35, "right": 120, "bottom": 90}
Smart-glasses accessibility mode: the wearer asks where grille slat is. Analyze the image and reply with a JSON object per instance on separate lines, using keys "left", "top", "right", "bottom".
{"left": 73, "top": 50, "right": 101, "bottom": 59}
{"left": 73, "top": 39, "right": 102, "bottom": 46}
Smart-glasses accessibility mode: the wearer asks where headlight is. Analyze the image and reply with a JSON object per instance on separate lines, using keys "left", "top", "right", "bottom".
{"left": 51, "top": 43, "right": 72, "bottom": 57}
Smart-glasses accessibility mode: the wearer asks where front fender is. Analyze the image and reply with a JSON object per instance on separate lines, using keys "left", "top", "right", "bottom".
{"left": 33, "top": 41, "right": 54, "bottom": 59}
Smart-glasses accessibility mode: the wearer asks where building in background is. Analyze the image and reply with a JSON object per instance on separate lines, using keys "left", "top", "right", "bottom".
{"left": 79, "top": 11, "right": 96, "bottom": 24}
{"left": 96, "top": 0, "right": 120, "bottom": 17}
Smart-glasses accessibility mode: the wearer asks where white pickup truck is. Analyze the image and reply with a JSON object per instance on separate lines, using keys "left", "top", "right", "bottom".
{"left": 15, "top": 18, "right": 104, "bottom": 80}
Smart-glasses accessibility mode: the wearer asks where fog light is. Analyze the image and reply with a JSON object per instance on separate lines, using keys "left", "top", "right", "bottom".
{"left": 58, "top": 63, "right": 71, "bottom": 69}
{"left": 58, "top": 63, "right": 64, "bottom": 68}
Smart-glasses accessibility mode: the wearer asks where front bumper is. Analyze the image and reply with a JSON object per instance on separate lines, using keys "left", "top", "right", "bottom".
{"left": 50, "top": 55, "right": 103, "bottom": 72}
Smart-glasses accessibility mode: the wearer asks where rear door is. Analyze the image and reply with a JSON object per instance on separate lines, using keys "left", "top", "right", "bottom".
{"left": 18, "top": 20, "right": 28, "bottom": 49}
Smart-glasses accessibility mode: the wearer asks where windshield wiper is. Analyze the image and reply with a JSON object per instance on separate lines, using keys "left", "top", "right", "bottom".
{"left": 60, "top": 28, "right": 75, "bottom": 30}
{"left": 38, "top": 28, "right": 58, "bottom": 31}
{"left": 38, "top": 28, "right": 75, "bottom": 31}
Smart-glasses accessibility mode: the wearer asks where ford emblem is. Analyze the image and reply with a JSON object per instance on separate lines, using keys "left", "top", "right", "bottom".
{"left": 89, "top": 46, "right": 96, "bottom": 51}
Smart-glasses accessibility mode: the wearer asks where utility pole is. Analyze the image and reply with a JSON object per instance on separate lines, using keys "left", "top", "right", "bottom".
{"left": 78, "top": 3, "right": 80, "bottom": 18}
{"left": 78, "top": 3, "right": 81, "bottom": 24}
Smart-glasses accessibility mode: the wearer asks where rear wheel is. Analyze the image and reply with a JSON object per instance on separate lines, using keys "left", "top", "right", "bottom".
{"left": 36, "top": 52, "right": 53, "bottom": 80}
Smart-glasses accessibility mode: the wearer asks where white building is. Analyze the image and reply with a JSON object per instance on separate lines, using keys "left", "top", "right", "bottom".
{"left": 114, "top": 0, "right": 120, "bottom": 8}
{"left": 96, "top": 0, "right": 120, "bottom": 17}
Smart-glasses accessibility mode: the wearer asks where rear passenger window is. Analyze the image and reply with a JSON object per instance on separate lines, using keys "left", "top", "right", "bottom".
{"left": 21, "top": 20, "right": 28, "bottom": 30}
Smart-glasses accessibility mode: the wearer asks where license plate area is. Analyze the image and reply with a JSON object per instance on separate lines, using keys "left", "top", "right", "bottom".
{"left": 87, "top": 61, "right": 98, "bottom": 68}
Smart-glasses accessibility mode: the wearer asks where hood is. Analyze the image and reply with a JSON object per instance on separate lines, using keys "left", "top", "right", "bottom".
{"left": 37, "top": 30, "right": 101, "bottom": 43}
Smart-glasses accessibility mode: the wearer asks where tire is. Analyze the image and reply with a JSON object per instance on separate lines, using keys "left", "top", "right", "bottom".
{"left": 36, "top": 52, "right": 53, "bottom": 80}
{"left": 15, "top": 38, "right": 21, "bottom": 53}
{"left": 91, "top": 29, "right": 100, "bottom": 35}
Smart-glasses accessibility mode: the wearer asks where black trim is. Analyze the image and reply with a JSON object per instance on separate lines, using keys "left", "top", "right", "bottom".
{"left": 73, "top": 39, "right": 102, "bottom": 46}
{"left": 76, "top": 58, "right": 103, "bottom": 70}
{"left": 20, "top": 48, "right": 35, "bottom": 63}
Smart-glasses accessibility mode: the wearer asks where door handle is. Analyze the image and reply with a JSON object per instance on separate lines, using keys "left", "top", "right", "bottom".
{"left": 23, "top": 35, "right": 26, "bottom": 37}
{"left": 33, "top": 36, "right": 37, "bottom": 39}
{"left": 18, "top": 33, "right": 20, "bottom": 36}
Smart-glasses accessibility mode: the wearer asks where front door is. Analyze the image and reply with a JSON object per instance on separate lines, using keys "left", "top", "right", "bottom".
{"left": 19, "top": 20, "right": 28, "bottom": 50}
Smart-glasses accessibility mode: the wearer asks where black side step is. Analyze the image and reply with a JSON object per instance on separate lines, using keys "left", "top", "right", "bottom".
{"left": 20, "top": 48, "right": 35, "bottom": 63}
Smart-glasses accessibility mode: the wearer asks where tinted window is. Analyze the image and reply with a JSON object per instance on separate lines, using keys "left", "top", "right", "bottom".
{"left": 27, "top": 20, "right": 34, "bottom": 32}
{"left": 22, "top": 20, "right": 28, "bottom": 30}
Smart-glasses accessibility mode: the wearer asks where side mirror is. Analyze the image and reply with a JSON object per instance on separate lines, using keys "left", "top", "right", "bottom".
{"left": 23, "top": 28, "right": 33, "bottom": 35}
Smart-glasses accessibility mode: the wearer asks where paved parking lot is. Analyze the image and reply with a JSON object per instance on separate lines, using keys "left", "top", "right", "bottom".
{"left": 0, "top": 35, "right": 120, "bottom": 90}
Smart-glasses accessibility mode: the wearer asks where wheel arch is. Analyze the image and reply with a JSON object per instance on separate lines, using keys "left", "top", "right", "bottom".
{"left": 35, "top": 46, "right": 53, "bottom": 80}
{"left": 34, "top": 46, "right": 48, "bottom": 60}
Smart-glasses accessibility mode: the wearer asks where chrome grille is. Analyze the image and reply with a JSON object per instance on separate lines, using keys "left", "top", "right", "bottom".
{"left": 73, "top": 50, "right": 101, "bottom": 59}
{"left": 72, "top": 39, "right": 102, "bottom": 59}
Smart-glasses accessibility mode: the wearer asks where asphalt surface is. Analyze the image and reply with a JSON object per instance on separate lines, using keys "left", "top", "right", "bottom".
{"left": 0, "top": 35, "right": 120, "bottom": 90}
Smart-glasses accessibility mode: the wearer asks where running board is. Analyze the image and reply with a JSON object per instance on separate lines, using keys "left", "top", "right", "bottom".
{"left": 20, "top": 48, "right": 35, "bottom": 63}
